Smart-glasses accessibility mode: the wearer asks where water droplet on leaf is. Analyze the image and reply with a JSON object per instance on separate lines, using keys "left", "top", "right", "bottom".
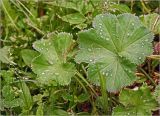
{"left": 90, "top": 59, "right": 93, "bottom": 62}
{"left": 88, "top": 48, "right": 92, "bottom": 52}
{"left": 42, "top": 72, "right": 45, "bottom": 75}
{"left": 106, "top": 38, "right": 109, "bottom": 40}
{"left": 55, "top": 73, "right": 59, "bottom": 76}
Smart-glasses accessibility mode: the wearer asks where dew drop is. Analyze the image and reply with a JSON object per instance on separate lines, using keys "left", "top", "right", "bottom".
{"left": 42, "top": 72, "right": 45, "bottom": 75}
{"left": 127, "top": 33, "right": 130, "bottom": 36}
{"left": 55, "top": 73, "right": 59, "bottom": 76}
{"left": 145, "top": 39, "right": 149, "bottom": 42}
{"left": 50, "top": 62, "right": 53, "bottom": 65}
{"left": 106, "top": 38, "right": 109, "bottom": 40}
{"left": 119, "top": 55, "right": 122, "bottom": 58}
{"left": 89, "top": 59, "right": 93, "bottom": 62}
{"left": 112, "top": 9, "right": 116, "bottom": 12}
{"left": 139, "top": 57, "right": 141, "bottom": 60}
{"left": 88, "top": 48, "right": 92, "bottom": 52}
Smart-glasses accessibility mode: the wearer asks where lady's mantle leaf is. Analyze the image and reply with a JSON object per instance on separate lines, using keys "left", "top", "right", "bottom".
{"left": 21, "top": 49, "right": 39, "bottom": 66}
{"left": 0, "top": 46, "right": 14, "bottom": 64}
{"left": 32, "top": 32, "right": 76, "bottom": 85}
{"left": 153, "top": 85, "right": 160, "bottom": 104}
{"left": 75, "top": 13, "right": 153, "bottom": 92}
{"left": 112, "top": 86, "right": 158, "bottom": 115}
{"left": 140, "top": 13, "right": 160, "bottom": 34}
{"left": 2, "top": 85, "right": 23, "bottom": 108}
{"left": 60, "top": 13, "right": 86, "bottom": 25}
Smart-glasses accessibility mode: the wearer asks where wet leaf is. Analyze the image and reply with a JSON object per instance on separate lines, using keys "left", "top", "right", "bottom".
{"left": 153, "top": 85, "right": 160, "bottom": 104}
{"left": 32, "top": 32, "right": 76, "bottom": 85}
{"left": 112, "top": 86, "right": 158, "bottom": 115}
{"left": 140, "top": 13, "right": 160, "bottom": 34}
{"left": 0, "top": 46, "right": 14, "bottom": 64}
{"left": 75, "top": 13, "right": 153, "bottom": 92}
{"left": 21, "top": 49, "right": 39, "bottom": 66}
{"left": 60, "top": 13, "right": 86, "bottom": 25}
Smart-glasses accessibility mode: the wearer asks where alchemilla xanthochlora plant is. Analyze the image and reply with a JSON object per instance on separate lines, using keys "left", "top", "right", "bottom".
{"left": 27, "top": 13, "right": 154, "bottom": 92}
{"left": 1, "top": 0, "right": 159, "bottom": 115}
{"left": 75, "top": 13, "right": 153, "bottom": 92}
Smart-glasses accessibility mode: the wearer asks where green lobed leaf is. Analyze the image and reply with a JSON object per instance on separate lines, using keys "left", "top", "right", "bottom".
{"left": 2, "top": 85, "right": 15, "bottom": 101}
{"left": 140, "top": 13, "right": 160, "bottom": 34}
{"left": 109, "top": 4, "right": 131, "bottom": 13}
{"left": 2, "top": 85, "right": 23, "bottom": 108}
{"left": 60, "top": 13, "right": 86, "bottom": 25}
{"left": 2, "top": 98, "right": 23, "bottom": 108}
{"left": 51, "top": 0, "right": 80, "bottom": 12}
{"left": 112, "top": 86, "right": 158, "bottom": 116}
{"left": 75, "top": 13, "right": 153, "bottom": 92}
{"left": 21, "top": 49, "right": 39, "bottom": 66}
{"left": 0, "top": 46, "right": 14, "bottom": 64}
{"left": 153, "top": 85, "right": 160, "bottom": 105}
{"left": 0, "top": 70, "right": 14, "bottom": 84}
{"left": 32, "top": 32, "right": 76, "bottom": 85}
{"left": 51, "top": 0, "right": 94, "bottom": 15}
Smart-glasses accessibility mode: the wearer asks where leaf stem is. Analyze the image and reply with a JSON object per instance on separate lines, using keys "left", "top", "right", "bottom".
{"left": 73, "top": 75, "right": 88, "bottom": 93}
{"left": 140, "top": 0, "right": 150, "bottom": 14}
{"left": 138, "top": 67, "right": 156, "bottom": 86}
{"left": 1, "top": 0, "right": 19, "bottom": 31}
{"left": 76, "top": 71, "right": 98, "bottom": 97}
